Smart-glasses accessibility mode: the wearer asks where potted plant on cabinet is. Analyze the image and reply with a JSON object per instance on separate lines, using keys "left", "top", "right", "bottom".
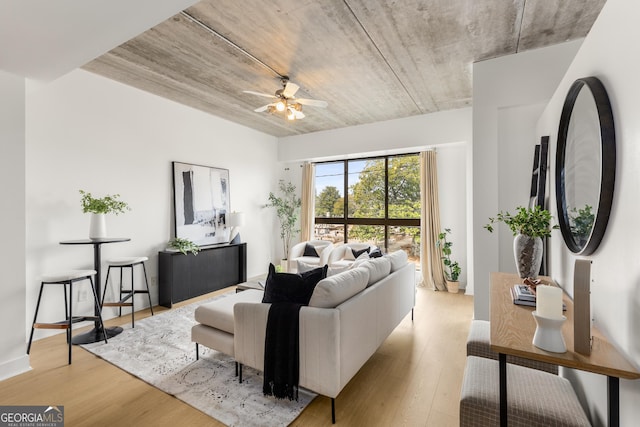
{"left": 484, "top": 205, "right": 558, "bottom": 278}
{"left": 437, "top": 228, "right": 461, "bottom": 293}
{"left": 167, "top": 237, "right": 200, "bottom": 256}
{"left": 79, "top": 190, "right": 130, "bottom": 239}
{"left": 265, "top": 180, "right": 301, "bottom": 272}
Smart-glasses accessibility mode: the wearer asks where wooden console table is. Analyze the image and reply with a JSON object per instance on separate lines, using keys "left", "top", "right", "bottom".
{"left": 490, "top": 272, "right": 639, "bottom": 427}
{"left": 159, "top": 243, "right": 247, "bottom": 307}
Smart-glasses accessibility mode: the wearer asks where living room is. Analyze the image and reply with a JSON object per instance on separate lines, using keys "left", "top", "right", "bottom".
{"left": 2, "top": 0, "right": 640, "bottom": 425}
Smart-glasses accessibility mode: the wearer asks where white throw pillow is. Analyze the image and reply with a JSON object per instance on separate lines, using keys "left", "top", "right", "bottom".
{"left": 308, "top": 267, "right": 369, "bottom": 308}
{"left": 297, "top": 260, "right": 319, "bottom": 273}
{"left": 360, "top": 257, "right": 391, "bottom": 287}
{"left": 384, "top": 250, "right": 408, "bottom": 272}
{"left": 298, "top": 260, "right": 349, "bottom": 277}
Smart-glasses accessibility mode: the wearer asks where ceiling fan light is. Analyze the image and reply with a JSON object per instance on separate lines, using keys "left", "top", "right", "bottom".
{"left": 287, "top": 109, "right": 296, "bottom": 120}
{"left": 275, "top": 100, "right": 286, "bottom": 112}
{"left": 293, "top": 103, "right": 303, "bottom": 111}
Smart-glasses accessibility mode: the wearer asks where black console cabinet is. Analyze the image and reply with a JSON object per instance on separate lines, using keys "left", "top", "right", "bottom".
{"left": 158, "top": 243, "right": 247, "bottom": 307}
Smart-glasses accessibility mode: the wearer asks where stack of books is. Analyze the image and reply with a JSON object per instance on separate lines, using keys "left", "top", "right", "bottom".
{"left": 510, "top": 284, "right": 537, "bottom": 307}
{"left": 510, "top": 283, "right": 567, "bottom": 310}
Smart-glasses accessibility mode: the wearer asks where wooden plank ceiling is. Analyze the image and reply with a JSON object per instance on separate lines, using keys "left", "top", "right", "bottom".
{"left": 83, "top": 0, "right": 605, "bottom": 137}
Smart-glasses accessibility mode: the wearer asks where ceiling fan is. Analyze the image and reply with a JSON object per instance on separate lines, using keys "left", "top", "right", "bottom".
{"left": 243, "top": 77, "right": 328, "bottom": 121}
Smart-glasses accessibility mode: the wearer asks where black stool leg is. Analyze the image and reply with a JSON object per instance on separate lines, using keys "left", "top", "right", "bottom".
{"left": 102, "top": 266, "right": 112, "bottom": 309}
{"left": 118, "top": 267, "right": 124, "bottom": 318}
{"left": 195, "top": 343, "right": 199, "bottom": 360}
{"left": 64, "top": 282, "right": 70, "bottom": 345}
{"left": 88, "top": 276, "right": 108, "bottom": 344}
{"left": 142, "top": 263, "right": 154, "bottom": 316}
{"left": 68, "top": 281, "right": 73, "bottom": 364}
{"left": 27, "top": 283, "right": 46, "bottom": 354}
{"left": 130, "top": 265, "right": 135, "bottom": 328}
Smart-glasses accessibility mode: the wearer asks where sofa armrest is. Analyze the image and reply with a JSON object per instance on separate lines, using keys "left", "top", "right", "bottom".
{"left": 327, "top": 245, "right": 347, "bottom": 264}
{"left": 289, "top": 241, "right": 307, "bottom": 260}
{"left": 234, "top": 302, "right": 270, "bottom": 370}
{"left": 233, "top": 301, "right": 343, "bottom": 397}
{"left": 318, "top": 243, "right": 334, "bottom": 265}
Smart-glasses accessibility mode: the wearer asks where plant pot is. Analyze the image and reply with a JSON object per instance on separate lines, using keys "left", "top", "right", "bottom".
{"left": 280, "top": 259, "right": 289, "bottom": 273}
{"left": 89, "top": 213, "right": 107, "bottom": 239}
{"left": 513, "top": 234, "right": 543, "bottom": 278}
{"left": 446, "top": 280, "right": 460, "bottom": 294}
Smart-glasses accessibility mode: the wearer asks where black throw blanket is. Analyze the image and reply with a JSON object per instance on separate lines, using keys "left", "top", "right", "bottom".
{"left": 263, "top": 302, "right": 303, "bottom": 400}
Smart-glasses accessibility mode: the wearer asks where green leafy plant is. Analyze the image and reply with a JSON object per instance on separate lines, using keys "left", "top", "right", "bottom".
{"left": 437, "top": 228, "right": 461, "bottom": 281}
{"left": 167, "top": 237, "right": 200, "bottom": 256}
{"left": 484, "top": 205, "right": 558, "bottom": 238}
{"left": 569, "top": 205, "right": 595, "bottom": 239}
{"left": 265, "top": 180, "right": 302, "bottom": 260}
{"left": 79, "top": 190, "right": 130, "bottom": 215}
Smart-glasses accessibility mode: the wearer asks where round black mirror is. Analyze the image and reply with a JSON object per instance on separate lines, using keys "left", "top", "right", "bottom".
{"left": 556, "top": 77, "right": 616, "bottom": 255}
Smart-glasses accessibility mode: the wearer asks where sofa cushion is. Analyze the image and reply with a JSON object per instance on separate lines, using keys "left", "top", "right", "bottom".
{"left": 369, "top": 248, "right": 383, "bottom": 258}
{"left": 262, "top": 263, "right": 328, "bottom": 305}
{"left": 295, "top": 256, "right": 322, "bottom": 266}
{"left": 194, "top": 289, "right": 264, "bottom": 334}
{"left": 297, "top": 260, "right": 350, "bottom": 277}
{"left": 384, "top": 250, "right": 408, "bottom": 272}
{"left": 303, "top": 243, "right": 319, "bottom": 257}
{"left": 308, "top": 267, "right": 369, "bottom": 308}
{"left": 344, "top": 245, "right": 371, "bottom": 261}
{"left": 360, "top": 257, "right": 391, "bottom": 287}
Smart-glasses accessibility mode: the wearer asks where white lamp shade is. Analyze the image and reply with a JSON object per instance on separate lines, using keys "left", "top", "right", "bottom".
{"left": 227, "top": 212, "right": 245, "bottom": 227}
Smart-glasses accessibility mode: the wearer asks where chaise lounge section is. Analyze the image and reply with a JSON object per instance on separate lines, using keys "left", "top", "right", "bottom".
{"left": 191, "top": 250, "right": 415, "bottom": 423}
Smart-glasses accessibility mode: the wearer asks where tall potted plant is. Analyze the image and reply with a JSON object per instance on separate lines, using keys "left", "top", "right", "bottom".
{"left": 265, "top": 180, "right": 301, "bottom": 271}
{"left": 79, "top": 190, "right": 130, "bottom": 239}
{"left": 437, "top": 228, "right": 461, "bottom": 293}
{"left": 484, "top": 205, "right": 557, "bottom": 278}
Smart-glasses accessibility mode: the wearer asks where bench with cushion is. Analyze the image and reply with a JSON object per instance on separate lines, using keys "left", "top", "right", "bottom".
{"left": 466, "top": 319, "right": 557, "bottom": 374}
{"left": 460, "top": 356, "right": 590, "bottom": 426}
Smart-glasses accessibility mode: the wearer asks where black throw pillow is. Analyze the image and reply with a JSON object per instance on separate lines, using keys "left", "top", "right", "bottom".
{"left": 351, "top": 247, "right": 371, "bottom": 259}
{"left": 369, "top": 248, "right": 383, "bottom": 258}
{"left": 303, "top": 243, "right": 319, "bottom": 257}
{"left": 262, "top": 263, "right": 328, "bottom": 305}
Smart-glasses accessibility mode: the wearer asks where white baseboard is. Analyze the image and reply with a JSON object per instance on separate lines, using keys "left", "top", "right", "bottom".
{"left": 0, "top": 354, "right": 31, "bottom": 381}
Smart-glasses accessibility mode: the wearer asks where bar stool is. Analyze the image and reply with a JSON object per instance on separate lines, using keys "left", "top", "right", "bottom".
{"left": 101, "top": 257, "right": 153, "bottom": 327}
{"left": 27, "top": 269, "right": 108, "bottom": 365}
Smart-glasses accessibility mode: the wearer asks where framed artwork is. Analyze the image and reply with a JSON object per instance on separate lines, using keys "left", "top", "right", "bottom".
{"left": 172, "top": 161, "right": 230, "bottom": 246}
{"left": 528, "top": 136, "right": 549, "bottom": 209}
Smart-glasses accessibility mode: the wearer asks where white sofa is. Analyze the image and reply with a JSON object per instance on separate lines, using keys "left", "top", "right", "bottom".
{"left": 191, "top": 251, "right": 415, "bottom": 423}
{"left": 326, "top": 243, "right": 378, "bottom": 268}
{"left": 288, "top": 239, "right": 334, "bottom": 268}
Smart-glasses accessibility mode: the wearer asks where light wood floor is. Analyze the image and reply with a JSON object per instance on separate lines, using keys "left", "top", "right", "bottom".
{"left": 1, "top": 286, "right": 473, "bottom": 426}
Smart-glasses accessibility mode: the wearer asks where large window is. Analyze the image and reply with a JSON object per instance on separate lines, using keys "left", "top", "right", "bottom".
{"left": 314, "top": 154, "right": 420, "bottom": 264}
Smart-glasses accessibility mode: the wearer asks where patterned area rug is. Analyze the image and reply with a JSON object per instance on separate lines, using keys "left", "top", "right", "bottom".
{"left": 82, "top": 293, "right": 315, "bottom": 426}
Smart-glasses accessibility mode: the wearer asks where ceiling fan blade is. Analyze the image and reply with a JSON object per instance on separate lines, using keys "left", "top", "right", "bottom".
{"left": 294, "top": 110, "right": 305, "bottom": 119}
{"left": 254, "top": 104, "right": 274, "bottom": 112}
{"left": 282, "top": 81, "right": 300, "bottom": 98}
{"left": 295, "top": 98, "right": 328, "bottom": 108}
{"left": 243, "top": 90, "right": 275, "bottom": 99}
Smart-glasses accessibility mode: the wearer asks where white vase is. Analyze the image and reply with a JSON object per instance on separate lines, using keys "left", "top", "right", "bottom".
{"left": 513, "top": 234, "right": 543, "bottom": 278}
{"left": 89, "top": 213, "right": 107, "bottom": 239}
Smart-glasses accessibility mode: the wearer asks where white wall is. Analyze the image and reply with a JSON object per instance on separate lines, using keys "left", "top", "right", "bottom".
{"left": 0, "top": 71, "right": 30, "bottom": 380}
{"left": 496, "top": 103, "right": 547, "bottom": 273}
{"left": 24, "top": 69, "right": 279, "bottom": 341}
{"left": 537, "top": 0, "right": 640, "bottom": 424}
{"left": 279, "top": 108, "right": 472, "bottom": 162}
{"left": 279, "top": 109, "right": 471, "bottom": 289}
{"left": 472, "top": 40, "right": 583, "bottom": 319}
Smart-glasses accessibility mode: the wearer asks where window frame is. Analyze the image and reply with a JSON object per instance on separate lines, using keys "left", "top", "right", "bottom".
{"left": 314, "top": 153, "right": 420, "bottom": 250}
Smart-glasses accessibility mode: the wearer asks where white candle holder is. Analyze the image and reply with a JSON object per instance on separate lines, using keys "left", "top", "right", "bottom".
{"left": 532, "top": 311, "right": 567, "bottom": 353}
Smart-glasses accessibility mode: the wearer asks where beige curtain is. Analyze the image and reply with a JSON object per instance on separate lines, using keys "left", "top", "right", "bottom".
{"left": 300, "top": 162, "right": 315, "bottom": 241}
{"left": 419, "top": 151, "right": 447, "bottom": 290}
